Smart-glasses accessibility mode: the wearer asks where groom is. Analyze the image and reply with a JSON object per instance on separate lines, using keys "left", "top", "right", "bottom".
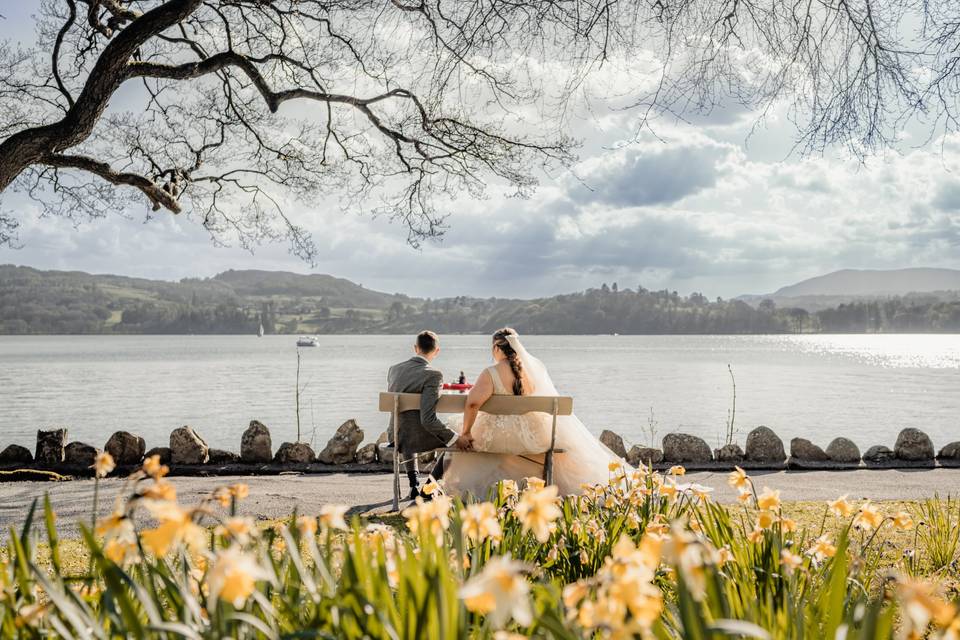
{"left": 387, "top": 330, "right": 472, "bottom": 499}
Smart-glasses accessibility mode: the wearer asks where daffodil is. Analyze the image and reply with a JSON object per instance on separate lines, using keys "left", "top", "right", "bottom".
{"left": 828, "top": 494, "right": 854, "bottom": 518}
{"left": 143, "top": 454, "right": 169, "bottom": 479}
{"left": 689, "top": 483, "right": 713, "bottom": 501}
{"left": 515, "top": 485, "right": 561, "bottom": 542}
{"left": 140, "top": 479, "right": 176, "bottom": 502}
{"left": 93, "top": 451, "right": 115, "bottom": 478}
{"left": 319, "top": 504, "right": 349, "bottom": 531}
{"left": 780, "top": 549, "right": 802, "bottom": 575}
{"left": 608, "top": 460, "right": 623, "bottom": 473}
{"left": 97, "top": 511, "right": 138, "bottom": 565}
{"left": 562, "top": 581, "right": 590, "bottom": 608}
{"left": 104, "top": 539, "right": 139, "bottom": 566}
{"left": 461, "top": 502, "right": 502, "bottom": 543}
{"left": 780, "top": 517, "right": 798, "bottom": 533}
{"left": 756, "top": 487, "right": 781, "bottom": 511}
{"left": 524, "top": 477, "right": 546, "bottom": 491}
{"left": 499, "top": 479, "right": 519, "bottom": 501}
{"left": 727, "top": 466, "right": 749, "bottom": 492}
{"left": 459, "top": 555, "right": 532, "bottom": 628}
{"left": 297, "top": 515, "right": 318, "bottom": 537}
{"left": 215, "top": 517, "right": 257, "bottom": 545}
{"left": 715, "top": 546, "right": 734, "bottom": 566}
{"left": 660, "top": 480, "right": 679, "bottom": 503}
{"left": 896, "top": 577, "right": 957, "bottom": 637}
{"left": 757, "top": 510, "right": 776, "bottom": 530}
{"left": 14, "top": 603, "right": 48, "bottom": 628}
{"left": 229, "top": 483, "right": 249, "bottom": 500}
{"left": 403, "top": 495, "right": 453, "bottom": 541}
{"left": 421, "top": 477, "right": 442, "bottom": 496}
{"left": 206, "top": 545, "right": 272, "bottom": 608}
{"left": 893, "top": 511, "right": 915, "bottom": 530}
{"left": 140, "top": 502, "right": 206, "bottom": 556}
{"left": 807, "top": 534, "right": 836, "bottom": 561}
{"left": 747, "top": 527, "right": 764, "bottom": 544}
{"left": 852, "top": 501, "right": 884, "bottom": 531}
{"left": 667, "top": 465, "right": 686, "bottom": 476}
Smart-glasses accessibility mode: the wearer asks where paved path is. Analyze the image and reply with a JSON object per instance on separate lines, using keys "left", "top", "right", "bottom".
{"left": 2, "top": 469, "right": 958, "bottom": 535}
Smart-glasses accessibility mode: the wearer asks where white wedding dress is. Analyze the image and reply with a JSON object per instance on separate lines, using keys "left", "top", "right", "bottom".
{"left": 441, "top": 336, "right": 628, "bottom": 497}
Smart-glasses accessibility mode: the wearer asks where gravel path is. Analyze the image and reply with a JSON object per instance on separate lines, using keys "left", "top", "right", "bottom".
{"left": 1, "top": 469, "right": 958, "bottom": 536}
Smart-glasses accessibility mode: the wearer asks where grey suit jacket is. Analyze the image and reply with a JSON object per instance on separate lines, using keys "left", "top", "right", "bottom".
{"left": 387, "top": 356, "right": 457, "bottom": 455}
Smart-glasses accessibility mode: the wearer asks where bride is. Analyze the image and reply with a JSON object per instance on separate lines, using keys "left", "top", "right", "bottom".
{"left": 440, "top": 328, "right": 628, "bottom": 497}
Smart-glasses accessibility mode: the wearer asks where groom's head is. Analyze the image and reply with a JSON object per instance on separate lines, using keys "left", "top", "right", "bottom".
{"left": 414, "top": 330, "right": 440, "bottom": 361}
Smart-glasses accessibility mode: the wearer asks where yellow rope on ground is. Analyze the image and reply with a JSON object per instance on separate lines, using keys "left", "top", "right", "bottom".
{"left": 0, "top": 469, "right": 70, "bottom": 482}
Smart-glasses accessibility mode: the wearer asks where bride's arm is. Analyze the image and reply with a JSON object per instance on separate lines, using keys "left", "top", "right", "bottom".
{"left": 461, "top": 370, "right": 494, "bottom": 439}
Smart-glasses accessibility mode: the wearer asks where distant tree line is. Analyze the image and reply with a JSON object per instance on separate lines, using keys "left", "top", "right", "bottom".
{"left": 2, "top": 267, "right": 959, "bottom": 335}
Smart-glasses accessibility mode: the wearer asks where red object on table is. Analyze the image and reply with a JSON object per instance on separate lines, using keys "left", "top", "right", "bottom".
{"left": 443, "top": 383, "right": 473, "bottom": 391}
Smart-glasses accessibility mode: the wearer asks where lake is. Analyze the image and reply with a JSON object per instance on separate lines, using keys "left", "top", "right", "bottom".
{"left": 0, "top": 334, "right": 957, "bottom": 455}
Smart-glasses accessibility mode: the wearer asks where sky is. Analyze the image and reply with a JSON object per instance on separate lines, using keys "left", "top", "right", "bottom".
{"left": 2, "top": 6, "right": 960, "bottom": 300}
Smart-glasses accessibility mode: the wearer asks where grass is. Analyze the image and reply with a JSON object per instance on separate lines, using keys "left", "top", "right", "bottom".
{"left": 5, "top": 465, "right": 960, "bottom": 638}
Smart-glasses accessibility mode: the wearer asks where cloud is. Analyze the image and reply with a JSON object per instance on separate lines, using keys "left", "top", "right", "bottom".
{"left": 931, "top": 181, "right": 960, "bottom": 211}
{"left": 567, "top": 137, "right": 735, "bottom": 207}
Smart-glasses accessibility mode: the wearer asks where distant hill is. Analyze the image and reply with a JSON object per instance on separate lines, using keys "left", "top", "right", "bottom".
{"left": 772, "top": 268, "right": 960, "bottom": 297}
{"left": 739, "top": 268, "right": 960, "bottom": 311}
{"left": 2, "top": 264, "right": 959, "bottom": 334}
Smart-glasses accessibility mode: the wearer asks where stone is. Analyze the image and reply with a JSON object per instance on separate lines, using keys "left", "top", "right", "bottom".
{"left": 356, "top": 443, "right": 378, "bottom": 464}
{"left": 790, "top": 438, "right": 829, "bottom": 461}
{"left": 626, "top": 446, "right": 663, "bottom": 466}
{"left": 714, "top": 443, "right": 744, "bottom": 463}
{"left": 275, "top": 442, "right": 316, "bottom": 464}
{"left": 894, "top": 428, "right": 935, "bottom": 461}
{"left": 317, "top": 419, "right": 365, "bottom": 465}
{"left": 0, "top": 444, "right": 33, "bottom": 465}
{"left": 169, "top": 426, "right": 209, "bottom": 465}
{"left": 35, "top": 428, "right": 67, "bottom": 465}
{"left": 378, "top": 444, "right": 396, "bottom": 464}
{"left": 144, "top": 447, "right": 172, "bottom": 464}
{"left": 418, "top": 450, "right": 437, "bottom": 464}
{"left": 240, "top": 420, "right": 273, "bottom": 463}
{"left": 104, "top": 431, "right": 146, "bottom": 465}
{"left": 208, "top": 449, "right": 240, "bottom": 464}
{"left": 599, "top": 430, "right": 627, "bottom": 458}
{"left": 825, "top": 437, "right": 860, "bottom": 463}
{"left": 744, "top": 426, "right": 786, "bottom": 463}
{"left": 661, "top": 433, "right": 712, "bottom": 463}
{"left": 863, "top": 445, "right": 895, "bottom": 463}
{"left": 938, "top": 441, "right": 960, "bottom": 461}
{"left": 64, "top": 442, "right": 100, "bottom": 467}
{"left": 376, "top": 430, "right": 390, "bottom": 446}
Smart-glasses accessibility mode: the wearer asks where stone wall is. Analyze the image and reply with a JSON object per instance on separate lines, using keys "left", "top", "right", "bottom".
{"left": 2, "top": 421, "right": 957, "bottom": 479}
{"left": 0, "top": 419, "right": 391, "bottom": 479}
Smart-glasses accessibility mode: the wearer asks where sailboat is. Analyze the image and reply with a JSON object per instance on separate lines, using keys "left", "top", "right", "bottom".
{"left": 257, "top": 323, "right": 264, "bottom": 337}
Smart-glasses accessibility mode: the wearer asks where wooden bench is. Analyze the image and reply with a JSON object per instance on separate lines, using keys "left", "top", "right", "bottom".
{"left": 378, "top": 392, "right": 573, "bottom": 510}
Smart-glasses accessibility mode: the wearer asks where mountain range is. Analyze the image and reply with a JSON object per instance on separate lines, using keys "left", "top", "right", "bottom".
{"left": 738, "top": 268, "right": 960, "bottom": 311}
{"left": 1, "top": 264, "right": 958, "bottom": 334}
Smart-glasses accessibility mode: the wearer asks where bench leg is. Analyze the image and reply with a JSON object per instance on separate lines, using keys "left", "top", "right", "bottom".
{"left": 392, "top": 401, "right": 400, "bottom": 512}
{"left": 543, "top": 450, "right": 554, "bottom": 485}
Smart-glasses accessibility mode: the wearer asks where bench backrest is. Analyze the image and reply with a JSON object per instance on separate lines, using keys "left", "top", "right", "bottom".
{"left": 378, "top": 392, "right": 573, "bottom": 416}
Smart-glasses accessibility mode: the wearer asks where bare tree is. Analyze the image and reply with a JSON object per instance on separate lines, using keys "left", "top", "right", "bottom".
{"left": 0, "top": 1, "right": 958, "bottom": 257}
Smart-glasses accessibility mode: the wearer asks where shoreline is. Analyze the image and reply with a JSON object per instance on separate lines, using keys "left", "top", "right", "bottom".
{"left": 4, "top": 468, "right": 960, "bottom": 536}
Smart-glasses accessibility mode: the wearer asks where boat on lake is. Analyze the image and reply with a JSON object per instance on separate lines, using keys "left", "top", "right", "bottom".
{"left": 296, "top": 335, "right": 319, "bottom": 347}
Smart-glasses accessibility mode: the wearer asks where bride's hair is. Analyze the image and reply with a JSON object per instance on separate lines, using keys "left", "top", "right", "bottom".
{"left": 492, "top": 327, "right": 524, "bottom": 396}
